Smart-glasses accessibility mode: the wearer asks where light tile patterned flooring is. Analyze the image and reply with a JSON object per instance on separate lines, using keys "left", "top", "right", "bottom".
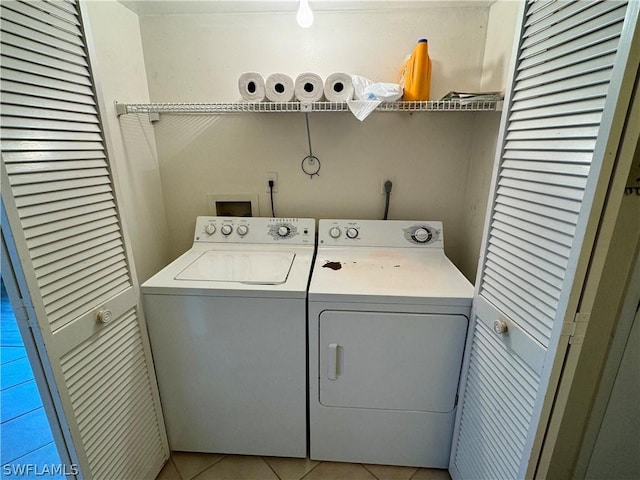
{"left": 1, "top": 281, "right": 63, "bottom": 478}
{"left": 156, "top": 453, "right": 452, "bottom": 480}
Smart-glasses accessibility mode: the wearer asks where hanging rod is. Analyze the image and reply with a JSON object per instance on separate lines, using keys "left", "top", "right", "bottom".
{"left": 114, "top": 100, "right": 501, "bottom": 116}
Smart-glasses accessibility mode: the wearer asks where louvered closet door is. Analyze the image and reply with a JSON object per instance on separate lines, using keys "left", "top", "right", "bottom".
{"left": 451, "top": 1, "right": 637, "bottom": 479}
{"left": 0, "top": 1, "right": 169, "bottom": 478}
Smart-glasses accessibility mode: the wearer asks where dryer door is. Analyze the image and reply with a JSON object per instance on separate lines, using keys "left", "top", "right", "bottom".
{"left": 319, "top": 310, "right": 468, "bottom": 413}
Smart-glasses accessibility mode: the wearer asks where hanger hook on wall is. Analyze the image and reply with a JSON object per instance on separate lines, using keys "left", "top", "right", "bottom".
{"left": 301, "top": 113, "right": 321, "bottom": 178}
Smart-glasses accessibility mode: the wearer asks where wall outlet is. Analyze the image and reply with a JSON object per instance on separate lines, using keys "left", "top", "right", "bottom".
{"left": 265, "top": 172, "right": 278, "bottom": 193}
{"left": 380, "top": 176, "right": 395, "bottom": 195}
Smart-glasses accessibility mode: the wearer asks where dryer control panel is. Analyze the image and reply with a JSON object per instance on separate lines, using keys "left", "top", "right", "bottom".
{"left": 319, "top": 219, "right": 443, "bottom": 248}
{"left": 194, "top": 216, "right": 315, "bottom": 245}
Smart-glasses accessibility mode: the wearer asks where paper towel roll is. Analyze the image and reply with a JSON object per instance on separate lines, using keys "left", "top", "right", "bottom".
{"left": 238, "top": 72, "right": 266, "bottom": 102}
{"left": 294, "top": 72, "right": 325, "bottom": 102}
{"left": 265, "top": 73, "right": 295, "bottom": 102}
{"left": 324, "top": 73, "right": 354, "bottom": 102}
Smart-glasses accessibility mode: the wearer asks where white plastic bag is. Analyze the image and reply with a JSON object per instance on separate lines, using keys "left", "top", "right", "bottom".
{"left": 364, "top": 83, "right": 402, "bottom": 102}
{"left": 347, "top": 75, "right": 402, "bottom": 121}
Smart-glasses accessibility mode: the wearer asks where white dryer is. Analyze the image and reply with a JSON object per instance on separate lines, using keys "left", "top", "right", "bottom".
{"left": 142, "top": 216, "right": 315, "bottom": 457}
{"left": 308, "top": 219, "right": 473, "bottom": 468}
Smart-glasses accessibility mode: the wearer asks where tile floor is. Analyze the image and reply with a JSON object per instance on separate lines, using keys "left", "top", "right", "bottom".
{"left": 156, "top": 453, "right": 452, "bottom": 480}
{"left": 1, "top": 281, "right": 63, "bottom": 478}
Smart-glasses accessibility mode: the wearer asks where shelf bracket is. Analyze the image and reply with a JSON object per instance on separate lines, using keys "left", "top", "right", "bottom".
{"left": 115, "top": 101, "right": 128, "bottom": 117}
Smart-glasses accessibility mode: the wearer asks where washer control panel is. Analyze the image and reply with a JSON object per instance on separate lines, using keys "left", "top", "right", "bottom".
{"left": 319, "top": 219, "right": 443, "bottom": 248}
{"left": 194, "top": 217, "right": 315, "bottom": 245}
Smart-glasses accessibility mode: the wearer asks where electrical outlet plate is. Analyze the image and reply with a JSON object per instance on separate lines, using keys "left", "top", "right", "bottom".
{"left": 265, "top": 172, "right": 278, "bottom": 192}
{"left": 380, "top": 176, "right": 395, "bottom": 194}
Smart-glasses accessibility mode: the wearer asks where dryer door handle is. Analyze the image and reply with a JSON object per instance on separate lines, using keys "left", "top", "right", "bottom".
{"left": 327, "top": 343, "right": 339, "bottom": 380}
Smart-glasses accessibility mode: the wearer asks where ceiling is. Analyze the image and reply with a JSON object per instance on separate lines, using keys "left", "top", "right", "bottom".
{"left": 119, "top": 0, "right": 495, "bottom": 16}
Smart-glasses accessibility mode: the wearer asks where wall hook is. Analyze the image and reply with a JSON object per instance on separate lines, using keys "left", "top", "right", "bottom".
{"left": 302, "top": 155, "right": 321, "bottom": 178}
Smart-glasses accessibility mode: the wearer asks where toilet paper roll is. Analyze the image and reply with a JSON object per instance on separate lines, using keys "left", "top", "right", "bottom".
{"left": 294, "top": 72, "right": 325, "bottom": 102}
{"left": 238, "top": 72, "right": 266, "bottom": 102}
{"left": 265, "top": 73, "right": 295, "bottom": 102}
{"left": 324, "top": 73, "right": 354, "bottom": 102}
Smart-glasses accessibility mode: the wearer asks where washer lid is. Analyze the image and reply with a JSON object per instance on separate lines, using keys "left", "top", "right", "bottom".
{"left": 175, "top": 250, "right": 296, "bottom": 284}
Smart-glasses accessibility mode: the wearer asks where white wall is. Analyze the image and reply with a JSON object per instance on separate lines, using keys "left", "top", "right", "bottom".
{"left": 459, "top": 112, "right": 501, "bottom": 280}
{"left": 140, "top": 7, "right": 490, "bottom": 102}
{"left": 130, "top": 4, "right": 497, "bottom": 278}
{"left": 460, "top": 0, "right": 520, "bottom": 280}
{"left": 480, "top": 0, "right": 521, "bottom": 92}
{"left": 586, "top": 309, "right": 640, "bottom": 480}
{"left": 85, "top": 0, "right": 171, "bottom": 282}
{"left": 153, "top": 110, "right": 479, "bottom": 267}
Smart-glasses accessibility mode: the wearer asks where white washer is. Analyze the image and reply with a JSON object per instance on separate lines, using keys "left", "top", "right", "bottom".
{"left": 142, "top": 216, "right": 315, "bottom": 457}
{"left": 308, "top": 219, "right": 473, "bottom": 468}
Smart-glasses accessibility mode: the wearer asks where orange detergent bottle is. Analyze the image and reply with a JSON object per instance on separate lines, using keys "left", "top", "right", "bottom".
{"left": 398, "top": 39, "right": 432, "bottom": 101}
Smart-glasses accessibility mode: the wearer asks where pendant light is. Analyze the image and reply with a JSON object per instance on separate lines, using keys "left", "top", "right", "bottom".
{"left": 296, "top": 0, "right": 314, "bottom": 28}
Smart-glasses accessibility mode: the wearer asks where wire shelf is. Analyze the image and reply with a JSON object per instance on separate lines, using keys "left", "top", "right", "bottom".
{"left": 115, "top": 100, "right": 501, "bottom": 116}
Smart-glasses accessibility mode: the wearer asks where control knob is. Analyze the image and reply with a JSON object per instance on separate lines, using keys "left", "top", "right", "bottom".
{"left": 221, "top": 224, "right": 233, "bottom": 236}
{"left": 346, "top": 227, "right": 359, "bottom": 239}
{"left": 277, "top": 225, "right": 290, "bottom": 237}
{"left": 205, "top": 224, "right": 216, "bottom": 235}
{"left": 237, "top": 225, "right": 249, "bottom": 236}
{"left": 413, "top": 227, "right": 432, "bottom": 243}
{"left": 329, "top": 227, "right": 341, "bottom": 239}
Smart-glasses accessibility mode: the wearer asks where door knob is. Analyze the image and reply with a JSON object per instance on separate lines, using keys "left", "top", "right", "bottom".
{"left": 493, "top": 319, "right": 508, "bottom": 335}
{"left": 97, "top": 309, "right": 113, "bottom": 324}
